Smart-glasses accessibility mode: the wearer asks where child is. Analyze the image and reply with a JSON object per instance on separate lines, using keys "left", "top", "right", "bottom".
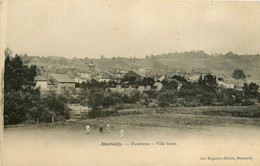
{"left": 86, "top": 124, "right": 90, "bottom": 134}
{"left": 99, "top": 121, "right": 103, "bottom": 133}
{"left": 120, "top": 129, "right": 124, "bottom": 138}
{"left": 106, "top": 123, "right": 110, "bottom": 134}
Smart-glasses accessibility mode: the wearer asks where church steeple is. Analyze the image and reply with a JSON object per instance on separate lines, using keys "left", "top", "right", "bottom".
{"left": 89, "top": 61, "right": 95, "bottom": 72}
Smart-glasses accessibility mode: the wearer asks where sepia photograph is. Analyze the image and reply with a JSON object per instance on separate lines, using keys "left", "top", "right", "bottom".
{"left": 0, "top": 0, "right": 260, "bottom": 166}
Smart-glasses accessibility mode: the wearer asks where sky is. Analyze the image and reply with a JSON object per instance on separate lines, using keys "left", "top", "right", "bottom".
{"left": 5, "top": 0, "right": 260, "bottom": 58}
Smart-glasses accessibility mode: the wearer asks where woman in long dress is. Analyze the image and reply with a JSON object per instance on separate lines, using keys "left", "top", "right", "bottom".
{"left": 99, "top": 122, "right": 103, "bottom": 133}
{"left": 120, "top": 129, "right": 124, "bottom": 138}
{"left": 86, "top": 124, "right": 90, "bottom": 134}
{"left": 106, "top": 124, "right": 110, "bottom": 134}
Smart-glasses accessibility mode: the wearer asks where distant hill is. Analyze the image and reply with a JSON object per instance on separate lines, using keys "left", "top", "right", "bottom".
{"left": 20, "top": 51, "right": 260, "bottom": 80}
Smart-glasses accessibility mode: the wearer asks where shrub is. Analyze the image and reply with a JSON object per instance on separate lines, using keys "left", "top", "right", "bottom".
{"left": 101, "top": 109, "right": 119, "bottom": 117}
{"left": 242, "top": 99, "right": 255, "bottom": 106}
{"left": 199, "top": 92, "right": 215, "bottom": 106}
{"left": 157, "top": 91, "right": 176, "bottom": 107}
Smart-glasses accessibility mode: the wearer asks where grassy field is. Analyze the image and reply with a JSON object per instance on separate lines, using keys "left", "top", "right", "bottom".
{"left": 5, "top": 105, "right": 260, "bottom": 132}
{"left": 3, "top": 106, "right": 260, "bottom": 166}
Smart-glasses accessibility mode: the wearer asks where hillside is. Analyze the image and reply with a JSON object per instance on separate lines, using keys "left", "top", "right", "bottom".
{"left": 20, "top": 51, "right": 260, "bottom": 80}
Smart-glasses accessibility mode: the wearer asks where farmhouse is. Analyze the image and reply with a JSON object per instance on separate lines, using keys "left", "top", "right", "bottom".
{"left": 49, "top": 74, "right": 75, "bottom": 90}
{"left": 34, "top": 75, "right": 48, "bottom": 90}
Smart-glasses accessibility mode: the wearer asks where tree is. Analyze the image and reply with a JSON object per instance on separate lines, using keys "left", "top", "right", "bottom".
{"left": 198, "top": 74, "right": 217, "bottom": 92}
{"left": 4, "top": 54, "right": 37, "bottom": 93}
{"left": 43, "top": 92, "right": 70, "bottom": 120}
{"left": 232, "top": 69, "right": 246, "bottom": 79}
{"left": 204, "top": 74, "right": 217, "bottom": 87}
{"left": 243, "top": 83, "right": 259, "bottom": 99}
{"left": 4, "top": 51, "right": 39, "bottom": 125}
{"left": 198, "top": 75, "right": 205, "bottom": 87}
{"left": 102, "top": 92, "right": 122, "bottom": 108}
{"left": 162, "top": 80, "right": 178, "bottom": 90}
{"left": 172, "top": 75, "right": 189, "bottom": 84}
{"left": 87, "top": 92, "right": 105, "bottom": 118}
{"left": 142, "top": 77, "right": 155, "bottom": 87}
{"left": 157, "top": 91, "right": 176, "bottom": 107}
{"left": 199, "top": 92, "right": 215, "bottom": 105}
{"left": 4, "top": 91, "right": 30, "bottom": 124}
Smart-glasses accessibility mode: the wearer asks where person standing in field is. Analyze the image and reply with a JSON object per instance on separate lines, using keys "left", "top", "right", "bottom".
{"left": 120, "top": 129, "right": 124, "bottom": 138}
{"left": 99, "top": 121, "right": 103, "bottom": 133}
{"left": 86, "top": 124, "right": 90, "bottom": 134}
{"left": 106, "top": 123, "right": 110, "bottom": 134}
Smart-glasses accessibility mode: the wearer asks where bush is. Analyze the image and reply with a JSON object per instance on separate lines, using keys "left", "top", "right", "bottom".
{"left": 177, "top": 98, "right": 201, "bottom": 107}
{"left": 88, "top": 107, "right": 102, "bottom": 118}
{"left": 202, "top": 107, "right": 260, "bottom": 118}
{"left": 242, "top": 99, "right": 255, "bottom": 106}
{"left": 148, "top": 101, "right": 158, "bottom": 108}
{"left": 118, "top": 109, "right": 144, "bottom": 116}
{"left": 101, "top": 109, "right": 119, "bottom": 117}
{"left": 199, "top": 92, "right": 215, "bottom": 106}
{"left": 157, "top": 91, "right": 176, "bottom": 107}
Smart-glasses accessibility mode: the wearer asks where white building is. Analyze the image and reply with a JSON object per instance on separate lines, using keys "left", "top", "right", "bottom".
{"left": 217, "top": 80, "right": 235, "bottom": 89}
{"left": 153, "top": 82, "right": 163, "bottom": 91}
{"left": 34, "top": 76, "right": 48, "bottom": 90}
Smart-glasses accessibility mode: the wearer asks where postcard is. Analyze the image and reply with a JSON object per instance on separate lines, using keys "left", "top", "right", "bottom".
{"left": 0, "top": 0, "right": 260, "bottom": 166}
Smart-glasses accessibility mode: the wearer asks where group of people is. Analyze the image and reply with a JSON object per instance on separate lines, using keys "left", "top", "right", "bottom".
{"left": 98, "top": 121, "right": 110, "bottom": 134}
{"left": 85, "top": 121, "right": 124, "bottom": 137}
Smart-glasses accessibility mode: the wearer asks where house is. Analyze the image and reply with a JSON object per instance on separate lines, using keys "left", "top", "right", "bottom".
{"left": 138, "top": 68, "right": 153, "bottom": 77}
{"left": 217, "top": 80, "right": 235, "bottom": 89}
{"left": 68, "top": 104, "right": 91, "bottom": 119}
{"left": 97, "top": 71, "right": 121, "bottom": 83}
{"left": 49, "top": 74, "right": 75, "bottom": 90}
{"left": 107, "top": 69, "right": 128, "bottom": 79}
{"left": 138, "top": 85, "right": 152, "bottom": 92}
{"left": 154, "top": 82, "right": 163, "bottom": 91}
{"left": 56, "top": 68, "right": 78, "bottom": 78}
{"left": 75, "top": 69, "right": 93, "bottom": 83}
{"left": 152, "top": 70, "right": 166, "bottom": 81}
{"left": 188, "top": 75, "right": 201, "bottom": 82}
{"left": 56, "top": 67, "right": 93, "bottom": 83}
{"left": 34, "top": 75, "right": 48, "bottom": 90}
{"left": 77, "top": 70, "right": 92, "bottom": 79}
{"left": 177, "top": 84, "right": 183, "bottom": 91}
{"left": 109, "top": 85, "right": 137, "bottom": 95}
{"left": 124, "top": 70, "right": 145, "bottom": 80}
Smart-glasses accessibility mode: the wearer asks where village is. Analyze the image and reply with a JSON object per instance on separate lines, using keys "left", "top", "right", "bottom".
{"left": 34, "top": 60, "right": 247, "bottom": 92}
{"left": 32, "top": 59, "right": 258, "bottom": 120}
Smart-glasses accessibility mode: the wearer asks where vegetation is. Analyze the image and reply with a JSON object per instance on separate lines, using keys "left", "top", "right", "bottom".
{"left": 4, "top": 49, "right": 260, "bottom": 124}
{"left": 79, "top": 73, "right": 259, "bottom": 118}
{"left": 4, "top": 50, "right": 69, "bottom": 125}
{"left": 232, "top": 69, "right": 246, "bottom": 79}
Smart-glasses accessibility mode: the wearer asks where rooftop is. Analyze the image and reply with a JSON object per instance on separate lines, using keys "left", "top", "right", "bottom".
{"left": 35, "top": 75, "right": 48, "bottom": 81}
{"left": 49, "top": 74, "right": 75, "bottom": 83}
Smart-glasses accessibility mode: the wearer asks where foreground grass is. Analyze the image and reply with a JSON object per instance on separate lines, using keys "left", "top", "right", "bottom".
{"left": 5, "top": 106, "right": 260, "bottom": 132}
